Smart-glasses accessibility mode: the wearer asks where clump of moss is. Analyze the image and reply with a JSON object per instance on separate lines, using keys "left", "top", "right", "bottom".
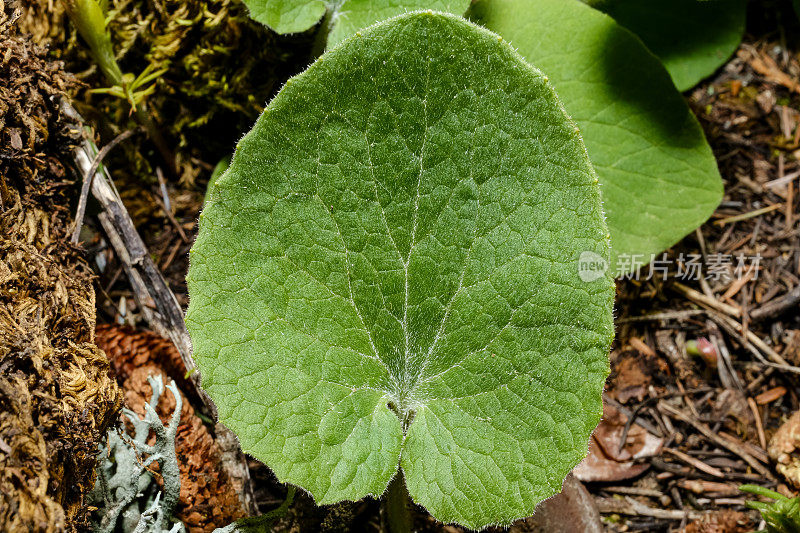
{"left": 21, "top": 0, "right": 312, "bottom": 187}
{"left": 0, "top": 1, "right": 123, "bottom": 530}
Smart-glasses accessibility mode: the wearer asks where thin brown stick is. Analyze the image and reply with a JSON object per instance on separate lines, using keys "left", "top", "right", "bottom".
{"left": 71, "top": 128, "right": 139, "bottom": 244}
{"left": 750, "top": 284, "right": 800, "bottom": 321}
{"left": 706, "top": 320, "right": 743, "bottom": 391}
{"left": 747, "top": 397, "right": 767, "bottom": 450}
{"left": 672, "top": 282, "right": 741, "bottom": 317}
{"left": 596, "top": 497, "right": 701, "bottom": 520}
{"left": 663, "top": 448, "right": 725, "bottom": 478}
{"left": 765, "top": 169, "right": 800, "bottom": 189}
{"left": 616, "top": 388, "right": 712, "bottom": 454}
{"left": 676, "top": 380, "right": 700, "bottom": 420}
{"left": 603, "top": 394, "right": 661, "bottom": 436}
{"left": 708, "top": 310, "right": 798, "bottom": 371}
{"left": 617, "top": 309, "right": 705, "bottom": 323}
{"left": 154, "top": 167, "right": 189, "bottom": 243}
{"left": 677, "top": 479, "right": 740, "bottom": 497}
{"left": 601, "top": 486, "right": 666, "bottom": 498}
{"left": 721, "top": 268, "right": 755, "bottom": 301}
{"left": 658, "top": 401, "right": 772, "bottom": 479}
{"left": 718, "top": 430, "right": 769, "bottom": 464}
{"left": 160, "top": 239, "right": 183, "bottom": 272}
{"left": 714, "top": 203, "right": 782, "bottom": 226}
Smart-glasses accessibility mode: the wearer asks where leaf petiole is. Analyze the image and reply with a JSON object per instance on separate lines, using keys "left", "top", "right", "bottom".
{"left": 384, "top": 472, "right": 412, "bottom": 533}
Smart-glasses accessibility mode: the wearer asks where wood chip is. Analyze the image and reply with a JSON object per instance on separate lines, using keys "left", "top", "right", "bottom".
{"left": 756, "top": 386, "right": 787, "bottom": 405}
{"left": 663, "top": 448, "right": 725, "bottom": 478}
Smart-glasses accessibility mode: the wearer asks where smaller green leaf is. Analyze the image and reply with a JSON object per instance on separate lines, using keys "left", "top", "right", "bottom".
{"left": 244, "top": 0, "right": 327, "bottom": 34}
{"left": 204, "top": 156, "right": 231, "bottom": 206}
{"left": 242, "top": 0, "right": 471, "bottom": 49}
{"left": 590, "top": 0, "right": 746, "bottom": 91}
{"left": 326, "top": 0, "right": 472, "bottom": 47}
{"left": 471, "top": 0, "right": 723, "bottom": 274}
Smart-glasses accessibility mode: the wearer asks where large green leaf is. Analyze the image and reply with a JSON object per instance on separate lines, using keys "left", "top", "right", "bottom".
{"left": 590, "top": 0, "right": 746, "bottom": 91}
{"left": 242, "top": 0, "right": 471, "bottom": 48}
{"left": 187, "top": 12, "right": 614, "bottom": 529}
{"left": 471, "top": 0, "right": 723, "bottom": 273}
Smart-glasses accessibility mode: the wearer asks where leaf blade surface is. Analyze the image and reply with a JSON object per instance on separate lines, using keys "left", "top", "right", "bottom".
{"left": 590, "top": 0, "right": 746, "bottom": 92}
{"left": 471, "top": 0, "right": 723, "bottom": 273}
{"left": 187, "top": 12, "right": 614, "bottom": 528}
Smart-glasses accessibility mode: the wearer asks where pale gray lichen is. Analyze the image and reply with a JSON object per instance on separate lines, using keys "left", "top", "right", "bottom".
{"left": 90, "top": 375, "right": 185, "bottom": 533}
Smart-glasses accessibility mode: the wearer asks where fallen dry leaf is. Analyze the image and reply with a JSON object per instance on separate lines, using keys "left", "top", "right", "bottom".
{"left": 609, "top": 350, "right": 654, "bottom": 404}
{"left": 573, "top": 402, "right": 664, "bottom": 482}
{"left": 768, "top": 409, "right": 800, "bottom": 488}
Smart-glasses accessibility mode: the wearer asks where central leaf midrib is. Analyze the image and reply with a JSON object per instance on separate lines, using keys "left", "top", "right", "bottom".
{"left": 398, "top": 44, "right": 431, "bottom": 411}
{"left": 312, "top": 33, "right": 490, "bottom": 416}
{"left": 353, "top": 48, "right": 488, "bottom": 411}
{"left": 326, "top": 39, "right": 440, "bottom": 411}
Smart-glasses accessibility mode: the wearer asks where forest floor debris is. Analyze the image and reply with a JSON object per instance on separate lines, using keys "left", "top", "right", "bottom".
{"left": 6, "top": 0, "right": 800, "bottom": 531}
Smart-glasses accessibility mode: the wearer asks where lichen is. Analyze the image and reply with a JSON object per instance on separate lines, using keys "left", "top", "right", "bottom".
{"left": 91, "top": 375, "right": 184, "bottom": 533}
{"left": 96, "top": 325, "right": 248, "bottom": 532}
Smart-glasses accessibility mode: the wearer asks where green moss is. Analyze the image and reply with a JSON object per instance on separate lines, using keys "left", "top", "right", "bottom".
{"left": 22, "top": 0, "right": 312, "bottom": 186}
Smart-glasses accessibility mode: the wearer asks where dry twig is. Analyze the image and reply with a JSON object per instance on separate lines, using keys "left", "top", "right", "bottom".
{"left": 63, "top": 100, "right": 258, "bottom": 516}
{"left": 658, "top": 401, "right": 772, "bottom": 479}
